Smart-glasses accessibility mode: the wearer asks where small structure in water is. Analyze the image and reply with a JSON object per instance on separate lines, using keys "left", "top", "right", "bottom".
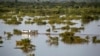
{"left": 22, "top": 30, "right": 38, "bottom": 39}
{"left": 22, "top": 30, "right": 38, "bottom": 35}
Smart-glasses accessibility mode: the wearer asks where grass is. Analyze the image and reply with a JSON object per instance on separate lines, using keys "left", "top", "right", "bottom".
{"left": 46, "top": 28, "right": 50, "bottom": 32}
{"left": 3, "top": 32, "right": 13, "bottom": 40}
{"left": 0, "top": 36, "right": 3, "bottom": 44}
{"left": 81, "top": 14, "right": 100, "bottom": 24}
{"left": 4, "top": 16, "right": 21, "bottom": 25}
{"left": 0, "top": 2, "right": 100, "bottom": 45}
{"left": 25, "top": 21, "right": 34, "bottom": 24}
{"left": 61, "top": 25, "right": 70, "bottom": 30}
{"left": 0, "top": 6, "right": 99, "bottom": 25}
{"left": 18, "top": 17, "right": 23, "bottom": 21}
{"left": 61, "top": 36, "right": 88, "bottom": 44}
{"left": 6, "top": 32, "right": 13, "bottom": 37}
{"left": 66, "top": 20, "right": 77, "bottom": 25}
{"left": 48, "top": 18, "right": 64, "bottom": 24}
{"left": 16, "top": 38, "right": 35, "bottom": 53}
{"left": 13, "top": 29, "right": 22, "bottom": 35}
{"left": 0, "top": 36, "right": 2, "bottom": 39}
{"left": 92, "top": 36, "right": 100, "bottom": 43}
{"left": 60, "top": 31, "right": 88, "bottom": 44}
{"left": 46, "top": 36, "right": 59, "bottom": 46}
{"left": 16, "top": 38, "right": 31, "bottom": 47}
{"left": 71, "top": 27, "right": 80, "bottom": 32}
{"left": 37, "top": 21, "right": 47, "bottom": 25}
{"left": 0, "top": 41, "right": 3, "bottom": 44}
{"left": 85, "top": 36, "right": 89, "bottom": 40}
{"left": 59, "top": 31, "right": 75, "bottom": 37}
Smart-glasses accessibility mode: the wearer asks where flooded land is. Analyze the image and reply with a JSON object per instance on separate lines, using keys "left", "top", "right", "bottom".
{"left": 0, "top": 1, "right": 100, "bottom": 56}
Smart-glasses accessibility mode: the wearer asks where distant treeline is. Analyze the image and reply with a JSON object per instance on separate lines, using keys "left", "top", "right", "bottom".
{"left": 0, "top": 1, "right": 100, "bottom": 8}
{"left": 0, "top": 1, "right": 100, "bottom": 17}
{"left": 0, "top": 0, "right": 100, "bottom": 3}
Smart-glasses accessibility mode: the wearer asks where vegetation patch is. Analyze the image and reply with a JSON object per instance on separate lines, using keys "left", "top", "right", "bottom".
{"left": 13, "top": 29, "right": 22, "bottom": 35}
{"left": 61, "top": 25, "right": 70, "bottom": 30}
{"left": 60, "top": 32, "right": 88, "bottom": 44}
{"left": 0, "top": 36, "right": 3, "bottom": 44}
{"left": 16, "top": 38, "right": 35, "bottom": 53}
{"left": 92, "top": 36, "right": 100, "bottom": 43}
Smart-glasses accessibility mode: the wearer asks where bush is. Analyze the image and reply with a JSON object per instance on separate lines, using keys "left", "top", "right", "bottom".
{"left": 13, "top": 29, "right": 22, "bottom": 35}
{"left": 61, "top": 25, "right": 70, "bottom": 30}
{"left": 0, "top": 41, "right": 3, "bottom": 44}
{"left": 37, "top": 21, "right": 47, "bottom": 25}
{"left": 60, "top": 31, "right": 75, "bottom": 37}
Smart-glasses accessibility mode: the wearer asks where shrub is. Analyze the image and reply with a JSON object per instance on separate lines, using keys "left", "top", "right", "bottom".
{"left": 13, "top": 29, "right": 22, "bottom": 35}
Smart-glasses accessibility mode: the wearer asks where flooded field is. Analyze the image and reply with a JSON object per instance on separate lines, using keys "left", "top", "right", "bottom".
{"left": 0, "top": 15, "right": 100, "bottom": 56}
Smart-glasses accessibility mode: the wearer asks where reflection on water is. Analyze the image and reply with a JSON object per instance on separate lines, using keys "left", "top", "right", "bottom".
{"left": 46, "top": 36, "right": 59, "bottom": 46}
{"left": 22, "top": 34, "right": 31, "bottom": 39}
{"left": 4, "top": 32, "right": 13, "bottom": 40}
{"left": 0, "top": 16, "right": 100, "bottom": 56}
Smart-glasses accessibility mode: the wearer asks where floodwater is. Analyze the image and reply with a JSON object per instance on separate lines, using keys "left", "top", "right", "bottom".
{"left": 0, "top": 16, "right": 100, "bottom": 56}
